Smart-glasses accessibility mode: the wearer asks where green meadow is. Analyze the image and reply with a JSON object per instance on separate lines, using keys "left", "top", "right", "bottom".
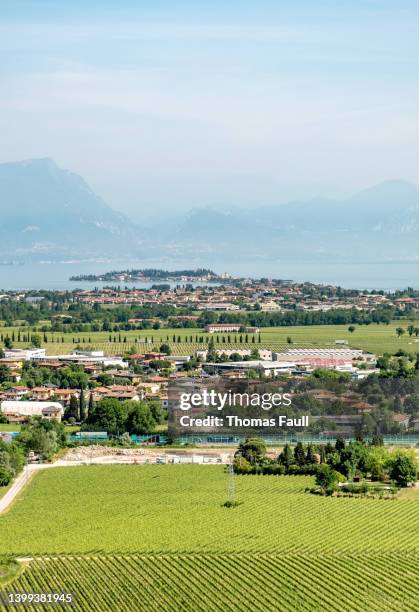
{"left": 2, "top": 320, "right": 418, "bottom": 356}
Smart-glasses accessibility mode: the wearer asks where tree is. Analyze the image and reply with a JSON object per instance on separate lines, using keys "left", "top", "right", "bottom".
{"left": 148, "top": 400, "right": 165, "bottom": 424}
{"left": 65, "top": 395, "right": 79, "bottom": 421}
{"left": 396, "top": 327, "right": 405, "bottom": 338}
{"left": 371, "top": 434, "right": 384, "bottom": 447}
{"left": 0, "top": 364, "right": 11, "bottom": 384}
{"left": 278, "top": 443, "right": 294, "bottom": 468}
{"left": 0, "top": 441, "right": 25, "bottom": 477}
{"left": 207, "top": 338, "right": 217, "bottom": 362}
{"left": 159, "top": 343, "right": 171, "bottom": 355}
{"left": 389, "top": 455, "right": 417, "bottom": 487}
{"left": 306, "top": 444, "right": 315, "bottom": 464}
{"left": 233, "top": 456, "right": 252, "bottom": 473}
{"left": 348, "top": 325, "right": 356, "bottom": 333}
{"left": 315, "top": 464, "right": 344, "bottom": 495}
{"left": 364, "top": 446, "right": 387, "bottom": 481}
{"left": 79, "top": 387, "right": 86, "bottom": 422}
{"left": 31, "top": 334, "right": 42, "bottom": 348}
{"left": 96, "top": 373, "right": 113, "bottom": 386}
{"left": 149, "top": 359, "right": 171, "bottom": 371}
{"left": 335, "top": 436, "right": 346, "bottom": 452}
{"left": 235, "top": 438, "right": 266, "bottom": 464}
{"left": 19, "top": 426, "right": 59, "bottom": 460}
{"left": 88, "top": 392, "right": 94, "bottom": 416}
{"left": 4, "top": 336, "right": 13, "bottom": 349}
{"left": 294, "top": 442, "right": 306, "bottom": 466}
{"left": 86, "top": 398, "right": 128, "bottom": 435}
{"left": 125, "top": 401, "right": 156, "bottom": 435}
{"left": 0, "top": 466, "right": 12, "bottom": 487}
{"left": 407, "top": 324, "right": 415, "bottom": 337}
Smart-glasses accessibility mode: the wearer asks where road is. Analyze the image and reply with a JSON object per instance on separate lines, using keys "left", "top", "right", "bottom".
{"left": 0, "top": 463, "right": 50, "bottom": 514}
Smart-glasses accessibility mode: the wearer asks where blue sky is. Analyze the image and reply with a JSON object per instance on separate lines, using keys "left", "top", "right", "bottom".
{"left": 1, "top": 1, "right": 418, "bottom": 217}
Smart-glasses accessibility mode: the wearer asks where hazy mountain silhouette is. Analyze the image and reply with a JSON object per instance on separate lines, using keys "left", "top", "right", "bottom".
{"left": 1, "top": 158, "right": 418, "bottom": 264}
{"left": 0, "top": 158, "right": 143, "bottom": 261}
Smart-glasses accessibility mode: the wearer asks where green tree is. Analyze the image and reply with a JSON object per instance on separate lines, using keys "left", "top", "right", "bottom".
{"left": 294, "top": 442, "right": 306, "bottom": 466}
{"left": 235, "top": 438, "right": 266, "bottom": 464}
{"left": 65, "top": 395, "right": 79, "bottom": 421}
{"left": 86, "top": 398, "right": 128, "bottom": 435}
{"left": 335, "top": 436, "right": 346, "bottom": 452}
{"left": 4, "top": 336, "right": 13, "bottom": 349}
{"left": 407, "top": 324, "right": 415, "bottom": 337}
{"left": 19, "top": 427, "right": 59, "bottom": 460}
{"left": 159, "top": 343, "right": 171, "bottom": 355}
{"left": 306, "top": 444, "right": 315, "bottom": 464}
{"left": 30, "top": 334, "right": 42, "bottom": 348}
{"left": 278, "top": 443, "right": 294, "bottom": 468}
{"left": 0, "top": 364, "right": 11, "bottom": 384}
{"left": 389, "top": 455, "right": 417, "bottom": 487}
{"left": 125, "top": 401, "right": 156, "bottom": 435}
{"left": 79, "top": 388, "right": 86, "bottom": 422}
{"left": 315, "top": 464, "right": 344, "bottom": 495}
{"left": 0, "top": 466, "right": 12, "bottom": 487}
{"left": 88, "top": 392, "right": 94, "bottom": 416}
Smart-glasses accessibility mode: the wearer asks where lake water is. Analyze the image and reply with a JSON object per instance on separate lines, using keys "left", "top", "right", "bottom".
{"left": 0, "top": 259, "right": 418, "bottom": 291}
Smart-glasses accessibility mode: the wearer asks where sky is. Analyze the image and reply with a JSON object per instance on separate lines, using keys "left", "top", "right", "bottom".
{"left": 1, "top": 0, "right": 419, "bottom": 219}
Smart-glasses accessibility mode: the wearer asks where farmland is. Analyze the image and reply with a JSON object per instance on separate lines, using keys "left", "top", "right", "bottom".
{"left": 0, "top": 465, "right": 418, "bottom": 610}
{"left": 2, "top": 321, "right": 419, "bottom": 356}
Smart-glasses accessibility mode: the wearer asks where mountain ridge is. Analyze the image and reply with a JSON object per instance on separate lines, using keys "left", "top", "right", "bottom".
{"left": 1, "top": 158, "right": 418, "bottom": 263}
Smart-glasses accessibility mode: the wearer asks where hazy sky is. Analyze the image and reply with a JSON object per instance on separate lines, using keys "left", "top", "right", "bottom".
{"left": 1, "top": 0, "right": 418, "bottom": 218}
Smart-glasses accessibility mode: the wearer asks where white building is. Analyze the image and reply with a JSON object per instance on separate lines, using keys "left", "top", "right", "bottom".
{"left": 1, "top": 400, "right": 64, "bottom": 422}
{"left": 4, "top": 348, "right": 46, "bottom": 361}
{"left": 197, "top": 349, "right": 272, "bottom": 360}
{"left": 33, "top": 352, "right": 128, "bottom": 369}
{"left": 204, "top": 360, "right": 296, "bottom": 377}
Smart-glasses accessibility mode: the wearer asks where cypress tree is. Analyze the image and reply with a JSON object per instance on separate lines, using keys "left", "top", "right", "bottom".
{"left": 306, "top": 444, "right": 315, "bottom": 464}
{"left": 88, "top": 392, "right": 94, "bottom": 416}
{"left": 68, "top": 394, "right": 79, "bottom": 420}
{"left": 294, "top": 442, "right": 306, "bottom": 466}
{"left": 79, "top": 388, "right": 86, "bottom": 422}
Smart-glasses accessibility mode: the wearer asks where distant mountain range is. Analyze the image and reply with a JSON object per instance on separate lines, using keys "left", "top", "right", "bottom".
{"left": 0, "top": 158, "right": 143, "bottom": 261}
{"left": 1, "top": 158, "right": 419, "bottom": 264}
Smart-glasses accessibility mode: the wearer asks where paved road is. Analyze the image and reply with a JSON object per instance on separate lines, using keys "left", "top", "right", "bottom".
{"left": 0, "top": 464, "right": 50, "bottom": 514}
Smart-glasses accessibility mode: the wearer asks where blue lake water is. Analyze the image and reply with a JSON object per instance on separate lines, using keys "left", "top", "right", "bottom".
{"left": 0, "top": 260, "right": 418, "bottom": 291}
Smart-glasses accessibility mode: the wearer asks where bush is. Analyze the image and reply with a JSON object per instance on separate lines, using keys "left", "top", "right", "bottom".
{"left": 389, "top": 455, "right": 417, "bottom": 487}
{"left": 261, "top": 464, "right": 286, "bottom": 475}
{"left": 315, "top": 464, "right": 345, "bottom": 495}
{"left": 0, "top": 466, "right": 12, "bottom": 487}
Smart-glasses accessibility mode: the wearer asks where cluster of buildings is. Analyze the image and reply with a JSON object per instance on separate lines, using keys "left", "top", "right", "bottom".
{"left": 1, "top": 342, "right": 418, "bottom": 436}
{"left": 68, "top": 281, "right": 414, "bottom": 313}
{"left": 0, "top": 347, "right": 172, "bottom": 423}
{"left": 202, "top": 347, "right": 376, "bottom": 379}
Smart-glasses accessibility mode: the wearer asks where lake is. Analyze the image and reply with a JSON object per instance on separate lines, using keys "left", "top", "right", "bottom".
{"left": 0, "top": 259, "right": 418, "bottom": 291}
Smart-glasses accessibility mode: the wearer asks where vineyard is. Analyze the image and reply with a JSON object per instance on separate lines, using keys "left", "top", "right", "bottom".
{"left": 4, "top": 552, "right": 418, "bottom": 611}
{"left": 0, "top": 465, "right": 418, "bottom": 610}
{"left": 2, "top": 321, "right": 419, "bottom": 356}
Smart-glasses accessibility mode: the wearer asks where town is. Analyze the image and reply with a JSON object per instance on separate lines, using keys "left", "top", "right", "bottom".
{"left": 0, "top": 273, "right": 418, "bottom": 446}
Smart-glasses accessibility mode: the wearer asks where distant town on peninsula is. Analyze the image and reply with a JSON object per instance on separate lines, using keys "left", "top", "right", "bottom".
{"left": 69, "top": 268, "right": 223, "bottom": 283}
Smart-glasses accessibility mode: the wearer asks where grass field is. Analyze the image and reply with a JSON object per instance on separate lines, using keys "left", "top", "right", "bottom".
{"left": 0, "top": 424, "right": 21, "bottom": 432}
{"left": 0, "top": 465, "right": 418, "bottom": 610}
{"left": 2, "top": 320, "right": 419, "bottom": 356}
